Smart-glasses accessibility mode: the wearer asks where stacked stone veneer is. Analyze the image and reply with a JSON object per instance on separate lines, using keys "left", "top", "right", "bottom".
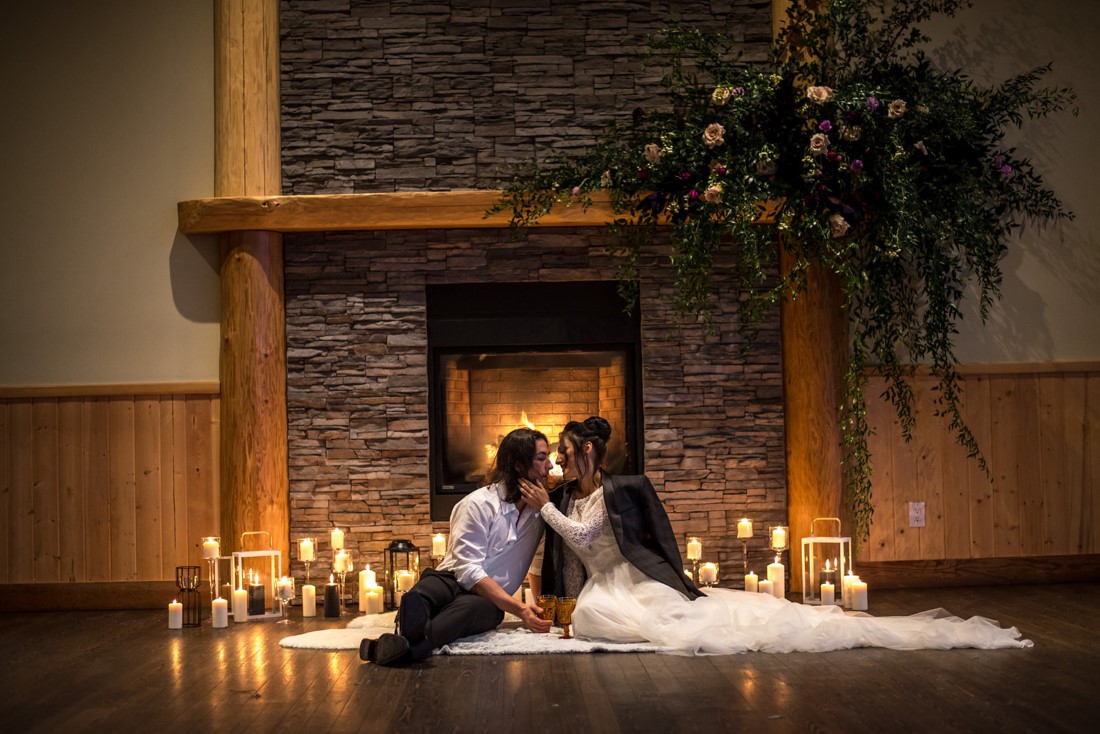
{"left": 285, "top": 228, "right": 786, "bottom": 585}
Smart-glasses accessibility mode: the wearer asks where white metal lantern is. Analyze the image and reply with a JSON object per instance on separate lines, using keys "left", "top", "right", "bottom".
{"left": 800, "top": 517, "right": 852, "bottom": 606}
{"left": 230, "top": 531, "right": 284, "bottom": 620}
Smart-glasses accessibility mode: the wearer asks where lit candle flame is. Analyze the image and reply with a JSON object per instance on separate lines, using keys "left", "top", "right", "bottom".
{"left": 520, "top": 411, "right": 536, "bottom": 430}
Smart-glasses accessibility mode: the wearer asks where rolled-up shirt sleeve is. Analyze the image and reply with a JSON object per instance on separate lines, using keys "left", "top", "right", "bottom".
{"left": 446, "top": 498, "right": 492, "bottom": 590}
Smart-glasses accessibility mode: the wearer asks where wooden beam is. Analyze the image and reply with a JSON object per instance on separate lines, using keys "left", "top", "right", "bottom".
{"left": 0, "top": 382, "right": 220, "bottom": 399}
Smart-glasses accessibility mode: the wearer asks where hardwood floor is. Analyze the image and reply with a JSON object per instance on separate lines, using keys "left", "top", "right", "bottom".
{"left": 1, "top": 583, "right": 1096, "bottom": 733}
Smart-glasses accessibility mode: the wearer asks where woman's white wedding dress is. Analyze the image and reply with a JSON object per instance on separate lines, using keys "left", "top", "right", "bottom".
{"left": 540, "top": 488, "right": 1032, "bottom": 654}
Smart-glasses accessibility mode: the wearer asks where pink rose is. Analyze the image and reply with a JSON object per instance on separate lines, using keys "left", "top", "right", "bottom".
{"left": 829, "top": 214, "right": 850, "bottom": 238}
{"left": 809, "top": 133, "right": 830, "bottom": 156}
{"left": 806, "top": 85, "right": 834, "bottom": 103}
{"left": 703, "top": 122, "right": 726, "bottom": 149}
{"left": 888, "top": 99, "right": 908, "bottom": 119}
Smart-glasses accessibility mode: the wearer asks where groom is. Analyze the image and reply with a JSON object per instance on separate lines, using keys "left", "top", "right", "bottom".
{"left": 360, "top": 427, "right": 555, "bottom": 666}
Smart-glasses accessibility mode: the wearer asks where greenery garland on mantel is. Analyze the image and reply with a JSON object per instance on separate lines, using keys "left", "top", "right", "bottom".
{"left": 491, "top": 0, "right": 1077, "bottom": 545}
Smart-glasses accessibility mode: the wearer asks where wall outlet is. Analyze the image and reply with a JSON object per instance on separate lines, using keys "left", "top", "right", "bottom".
{"left": 908, "top": 502, "right": 926, "bottom": 528}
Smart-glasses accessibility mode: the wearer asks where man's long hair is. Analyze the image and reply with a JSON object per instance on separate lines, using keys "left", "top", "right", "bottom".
{"left": 490, "top": 427, "right": 547, "bottom": 503}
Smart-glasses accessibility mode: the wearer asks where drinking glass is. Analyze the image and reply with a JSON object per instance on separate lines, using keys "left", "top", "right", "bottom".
{"left": 556, "top": 596, "right": 577, "bottom": 639}
{"left": 537, "top": 594, "right": 557, "bottom": 623}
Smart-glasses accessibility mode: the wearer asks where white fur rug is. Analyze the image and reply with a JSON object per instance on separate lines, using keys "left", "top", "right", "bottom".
{"left": 278, "top": 611, "right": 665, "bottom": 655}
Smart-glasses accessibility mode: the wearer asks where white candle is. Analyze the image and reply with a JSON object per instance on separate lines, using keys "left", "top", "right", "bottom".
{"left": 699, "top": 562, "right": 718, "bottom": 585}
{"left": 362, "top": 564, "right": 377, "bottom": 588}
{"left": 767, "top": 559, "right": 785, "bottom": 599}
{"left": 686, "top": 537, "right": 702, "bottom": 561}
{"left": 168, "top": 600, "right": 183, "bottom": 629}
{"left": 771, "top": 526, "right": 787, "bottom": 549}
{"left": 362, "top": 585, "right": 384, "bottom": 614}
{"left": 201, "top": 537, "right": 220, "bottom": 559}
{"left": 744, "top": 570, "right": 758, "bottom": 593}
{"left": 331, "top": 527, "right": 344, "bottom": 551}
{"left": 299, "top": 538, "right": 315, "bottom": 562}
{"left": 212, "top": 597, "right": 229, "bottom": 628}
{"left": 842, "top": 572, "right": 858, "bottom": 608}
{"left": 396, "top": 570, "right": 416, "bottom": 592}
{"left": 852, "top": 580, "right": 869, "bottom": 611}
{"left": 302, "top": 584, "right": 317, "bottom": 617}
{"left": 432, "top": 533, "right": 447, "bottom": 558}
{"left": 232, "top": 587, "right": 249, "bottom": 622}
{"left": 758, "top": 579, "right": 773, "bottom": 596}
{"left": 335, "top": 550, "right": 350, "bottom": 573}
{"left": 737, "top": 518, "right": 753, "bottom": 539}
{"left": 821, "top": 582, "right": 835, "bottom": 605}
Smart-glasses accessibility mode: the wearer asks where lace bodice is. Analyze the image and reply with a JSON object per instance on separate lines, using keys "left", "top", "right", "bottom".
{"left": 540, "top": 488, "right": 623, "bottom": 578}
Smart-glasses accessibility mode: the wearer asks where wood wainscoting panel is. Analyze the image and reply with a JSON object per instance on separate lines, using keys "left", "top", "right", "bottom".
{"left": 858, "top": 365, "right": 1098, "bottom": 564}
{"left": 0, "top": 388, "right": 219, "bottom": 584}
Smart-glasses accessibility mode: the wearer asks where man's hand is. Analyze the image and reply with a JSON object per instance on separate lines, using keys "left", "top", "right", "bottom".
{"left": 519, "top": 603, "right": 554, "bottom": 633}
{"left": 519, "top": 478, "right": 551, "bottom": 510}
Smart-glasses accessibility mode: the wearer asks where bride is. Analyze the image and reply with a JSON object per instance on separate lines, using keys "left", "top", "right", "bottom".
{"left": 519, "top": 416, "right": 1032, "bottom": 654}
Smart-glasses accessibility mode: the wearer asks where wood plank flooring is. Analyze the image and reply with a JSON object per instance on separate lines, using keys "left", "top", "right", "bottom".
{"left": 1, "top": 583, "right": 1097, "bottom": 733}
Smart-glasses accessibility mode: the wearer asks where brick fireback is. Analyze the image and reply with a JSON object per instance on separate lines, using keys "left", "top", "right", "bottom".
{"left": 284, "top": 227, "right": 787, "bottom": 586}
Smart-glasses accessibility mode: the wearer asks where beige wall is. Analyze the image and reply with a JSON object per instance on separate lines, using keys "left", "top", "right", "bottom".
{"left": 0, "top": 0, "right": 217, "bottom": 387}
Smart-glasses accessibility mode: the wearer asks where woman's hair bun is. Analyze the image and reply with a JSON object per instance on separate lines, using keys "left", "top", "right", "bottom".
{"left": 584, "top": 416, "right": 612, "bottom": 442}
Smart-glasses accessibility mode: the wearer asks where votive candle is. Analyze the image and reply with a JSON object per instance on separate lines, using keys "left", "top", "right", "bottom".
{"left": 699, "top": 562, "right": 718, "bottom": 585}
{"left": 737, "top": 518, "right": 753, "bottom": 539}
{"left": 686, "top": 537, "right": 702, "bottom": 561}
{"left": 201, "top": 537, "right": 220, "bottom": 559}
{"left": 299, "top": 537, "right": 315, "bottom": 562}
{"left": 396, "top": 570, "right": 416, "bottom": 592}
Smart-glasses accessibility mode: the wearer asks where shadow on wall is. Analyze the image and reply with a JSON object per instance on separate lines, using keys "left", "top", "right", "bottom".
{"left": 169, "top": 231, "right": 220, "bottom": 324}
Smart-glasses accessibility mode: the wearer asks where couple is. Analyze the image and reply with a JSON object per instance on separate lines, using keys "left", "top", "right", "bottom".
{"left": 361, "top": 417, "right": 1031, "bottom": 665}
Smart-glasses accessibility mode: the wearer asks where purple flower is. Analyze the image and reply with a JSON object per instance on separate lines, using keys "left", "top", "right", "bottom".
{"left": 571, "top": 186, "right": 580, "bottom": 196}
{"left": 731, "top": 87, "right": 744, "bottom": 96}
{"left": 638, "top": 169, "right": 650, "bottom": 180}
{"left": 827, "top": 151, "right": 838, "bottom": 161}
{"left": 994, "top": 156, "right": 1004, "bottom": 167}
{"left": 819, "top": 120, "right": 833, "bottom": 133}
{"left": 1001, "top": 164, "right": 1014, "bottom": 177}
{"left": 680, "top": 171, "right": 692, "bottom": 180}
{"left": 866, "top": 96, "right": 880, "bottom": 111}
{"left": 850, "top": 159, "right": 864, "bottom": 172}
{"left": 689, "top": 189, "right": 699, "bottom": 200}
{"left": 715, "top": 166, "right": 727, "bottom": 175}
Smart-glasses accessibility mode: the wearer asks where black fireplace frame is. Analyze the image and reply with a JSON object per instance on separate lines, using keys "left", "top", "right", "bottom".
{"left": 426, "top": 281, "right": 644, "bottom": 521}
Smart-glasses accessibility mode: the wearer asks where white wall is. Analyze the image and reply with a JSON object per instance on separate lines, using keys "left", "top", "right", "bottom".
{"left": 0, "top": 0, "right": 217, "bottom": 386}
{"left": 929, "top": 0, "right": 1100, "bottom": 362}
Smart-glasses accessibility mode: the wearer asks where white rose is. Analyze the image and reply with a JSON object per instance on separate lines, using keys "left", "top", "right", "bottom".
{"left": 644, "top": 144, "right": 662, "bottom": 164}
{"left": 888, "top": 99, "right": 908, "bottom": 119}
{"left": 703, "top": 123, "right": 726, "bottom": 149}
{"left": 806, "top": 85, "right": 834, "bottom": 103}
{"left": 712, "top": 86, "right": 732, "bottom": 106}
{"left": 809, "top": 133, "right": 830, "bottom": 156}
{"left": 703, "top": 185, "right": 723, "bottom": 204}
{"left": 829, "top": 214, "right": 850, "bottom": 238}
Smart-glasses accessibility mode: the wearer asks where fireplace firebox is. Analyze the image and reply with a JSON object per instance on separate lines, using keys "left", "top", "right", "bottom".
{"left": 427, "top": 282, "right": 643, "bottom": 520}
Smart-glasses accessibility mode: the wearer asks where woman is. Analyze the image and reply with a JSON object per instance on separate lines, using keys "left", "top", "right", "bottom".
{"left": 519, "top": 416, "right": 1032, "bottom": 654}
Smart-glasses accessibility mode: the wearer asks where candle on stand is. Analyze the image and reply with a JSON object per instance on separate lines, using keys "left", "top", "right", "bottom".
{"left": 770, "top": 526, "right": 787, "bottom": 550}
{"left": 737, "top": 518, "right": 753, "bottom": 539}
{"left": 699, "top": 562, "right": 719, "bottom": 585}
{"left": 821, "top": 582, "right": 836, "bottom": 606}
{"left": 247, "top": 570, "right": 266, "bottom": 616}
{"left": 767, "top": 556, "right": 785, "bottom": 599}
{"left": 168, "top": 599, "right": 183, "bottom": 629}
{"left": 335, "top": 550, "right": 350, "bottom": 573}
{"left": 299, "top": 537, "right": 315, "bottom": 562}
{"left": 758, "top": 579, "right": 774, "bottom": 596}
{"left": 686, "top": 537, "right": 702, "bottom": 561}
{"left": 202, "top": 537, "right": 220, "bottom": 560}
{"left": 302, "top": 584, "right": 317, "bottom": 617}
{"left": 432, "top": 533, "right": 447, "bottom": 558}
{"left": 232, "top": 586, "right": 249, "bottom": 622}
{"left": 852, "top": 579, "right": 869, "bottom": 611}
{"left": 324, "top": 574, "right": 340, "bottom": 618}
{"left": 744, "top": 570, "right": 758, "bottom": 593}
{"left": 330, "top": 527, "right": 344, "bottom": 551}
{"left": 212, "top": 597, "right": 229, "bottom": 628}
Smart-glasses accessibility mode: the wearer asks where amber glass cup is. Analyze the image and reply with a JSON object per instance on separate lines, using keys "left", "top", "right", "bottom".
{"left": 537, "top": 594, "right": 557, "bottom": 622}
{"left": 556, "top": 596, "right": 577, "bottom": 639}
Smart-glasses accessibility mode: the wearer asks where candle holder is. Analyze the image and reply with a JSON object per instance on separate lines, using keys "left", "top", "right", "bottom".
{"left": 334, "top": 548, "right": 356, "bottom": 611}
{"left": 698, "top": 561, "right": 720, "bottom": 588}
{"left": 230, "top": 531, "right": 283, "bottom": 620}
{"left": 201, "top": 536, "right": 221, "bottom": 605}
{"left": 800, "top": 517, "right": 852, "bottom": 606}
{"left": 684, "top": 534, "right": 702, "bottom": 585}
{"left": 276, "top": 576, "right": 296, "bottom": 623}
{"left": 298, "top": 537, "right": 316, "bottom": 586}
{"left": 384, "top": 540, "right": 420, "bottom": 611}
{"left": 175, "top": 565, "right": 202, "bottom": 627}
{"left": 737, "top": 518, "right": 753, "bottom": 573}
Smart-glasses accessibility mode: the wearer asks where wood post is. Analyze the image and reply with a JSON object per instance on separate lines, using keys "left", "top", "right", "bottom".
{"left": 215, "top": 0, "right": 287, "bottom": 572}
{"left": 779, "top": 246, "right": 848, "bottom": 595}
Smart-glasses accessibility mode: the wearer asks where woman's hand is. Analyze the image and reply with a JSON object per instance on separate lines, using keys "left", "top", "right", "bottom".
{"left": 518, "top": 478, "right": 550, "bottom": 509}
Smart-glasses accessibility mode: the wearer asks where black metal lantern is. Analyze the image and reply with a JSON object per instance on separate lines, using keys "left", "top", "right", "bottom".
{"left": 384, "top": 539, "right": 420, "bottom": 611}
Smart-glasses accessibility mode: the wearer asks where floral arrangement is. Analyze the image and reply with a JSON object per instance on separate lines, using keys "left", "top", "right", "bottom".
{"left": 491, "top": 0, "right": 1076, "bottom": 544}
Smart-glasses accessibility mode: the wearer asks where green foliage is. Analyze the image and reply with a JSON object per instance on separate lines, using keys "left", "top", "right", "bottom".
{"left": 490, "top": 0, "right": 1076, "bottom": 545}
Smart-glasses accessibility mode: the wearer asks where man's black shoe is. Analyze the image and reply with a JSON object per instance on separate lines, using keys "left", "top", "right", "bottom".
{"left": 359, "top": 633, "right": 410, "bottom": 666}
{"left": 397, "top": 591, "right": 430, "bottom": 643}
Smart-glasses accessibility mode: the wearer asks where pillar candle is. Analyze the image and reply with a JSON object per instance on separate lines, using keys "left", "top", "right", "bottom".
{"left": 821, "top": 582, "right": 836, "bottom": 606}
{"left": 842, "top": 572, "right": 858, "bottom": 608}
{"left": 744, "top": 570, "right": 758, "bottom": 593}
{"left": 168, "top": 600, "right": 183, "bottom": 629}
{"left": 852, "top": 579, "right": 869, "bottom": 611}
{"left": 302, "top": 584, "right": 317, "bottom": 617}
{"left": 767, "top": 559, "right": 785, "bottom": 599}
{"left": 361, "top": 564, "right": 376, "bottom": 588}
{"left": 202, "top": 538, "right": 220, "bottom": 559}
{"left": 362, "top": 585, "right": 384, "bottom": 615}
{"left": 686, "top": 537, "right": 702, "bottom": 561}
{"left": 699, "top": 562, "right": 718, "bottom": 585}
{"left": 758, "top": 579, "right": 773, "bottom": 596}
{"left": 737, "top": 518, "right": 753, "bottom": 539}
{"left": 212, "top": 598, "right": 229, "bottom": 628}
{"left": 432, "top": 533, "right": 447, "bottom": 558}
{"left": 324, "top": 576, "right": 340, "bottom": 618}
{"left": 331, "top": 527, "right": 344, "bottom": 551}
{"left": 299, "top": 538, "right": 315, "bottom": 562}
{"left": 232, "top": 587, "right": 249, "bottom": 622}
{"left": 247, "top": 580, "right": 266, "bottom": 616}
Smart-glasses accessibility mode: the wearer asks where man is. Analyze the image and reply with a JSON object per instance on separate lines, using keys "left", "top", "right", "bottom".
{"left": 360, "top": 427, "right": 555, "bottom": 666}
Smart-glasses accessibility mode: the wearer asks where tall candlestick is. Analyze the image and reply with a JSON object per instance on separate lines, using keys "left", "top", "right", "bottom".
{"left": 302, "top": 584, "right": 317, "bottom": 617}
{"left": 767, "top": 557, "right": 785, "bottom": 599}
{"left": 330, "top": 527, "right": 344, "bottom": 551}
{"left": 770, "top": 526, "right": 787, "bottom": 550}
{"left": 168, "top": 600, "right": 183, "bottom": 629}
{"left": 232, "top": 587, "right": 249, "bottom": 622}
{"left": 201, "top": 537, "right": 220, "bottom": 560}
{"left": 212, "top": 597, "right": 229, "bottom": 628}
{"left": 737, "top": 518, "right": 753, "bottom": 539}
{"left": 744, "top": 570, "right": 758, "bottom": 593}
